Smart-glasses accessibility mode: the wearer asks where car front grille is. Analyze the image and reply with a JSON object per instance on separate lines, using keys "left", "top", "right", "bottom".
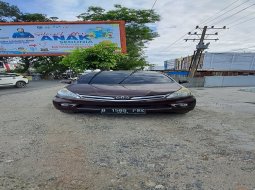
{"left": 78, "top": 94, "right": 167, "bottom": 102}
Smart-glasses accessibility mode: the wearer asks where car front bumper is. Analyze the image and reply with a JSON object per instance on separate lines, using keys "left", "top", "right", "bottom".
{"left": 53, "top": 96, "right": 196, "bottom": 114}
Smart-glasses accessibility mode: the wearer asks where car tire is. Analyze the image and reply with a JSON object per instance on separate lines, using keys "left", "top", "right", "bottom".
{"left": 16, "top": 81, "right": 27, "bottom": 88}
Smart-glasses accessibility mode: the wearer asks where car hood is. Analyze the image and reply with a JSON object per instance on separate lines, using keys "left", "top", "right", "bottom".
{"left": 66, "top": 83, "right": 182, "bottom": 97}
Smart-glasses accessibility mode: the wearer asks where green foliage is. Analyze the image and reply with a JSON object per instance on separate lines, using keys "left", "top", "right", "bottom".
{"left": 0, "top": 1, "right": 21, "bottom": 21}
{"left": 33, "top": 56, "right": 68, "bottom": 76}
{"left": 17, "top": 13, "right": 50, "bottom": 22}
{"left": 49, "top": 17, "right": 59, "bottom": 21}
{"left": 14, "top": 56, "right": 68, "bottom": 77}
{"left": 78, "top": 4, "right": 160, "bottom": 70}
{"left": 61, "top": 42, "right": 125, "bottom": 71}
{"left": 78, "top": 5, "right": 160, "bottom": 24}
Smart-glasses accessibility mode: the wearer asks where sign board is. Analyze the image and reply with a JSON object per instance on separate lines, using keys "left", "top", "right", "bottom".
{"left": 0, "top": 21, "right": 126, "bottom": 56}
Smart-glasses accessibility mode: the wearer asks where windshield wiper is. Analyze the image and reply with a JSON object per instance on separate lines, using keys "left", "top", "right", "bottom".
{"left": 118, "top": 70, "right": 138, "bottom": 84}
{"left": 88, "top": 70, "right": 103, "bottom": 84}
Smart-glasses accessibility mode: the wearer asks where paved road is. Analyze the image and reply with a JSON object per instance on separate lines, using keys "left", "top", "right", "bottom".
{"left": 0, "top": 80, "right": 62, "bottom": 96}
{"left": 0, "top": 86, "right": 255, "bottom": 190}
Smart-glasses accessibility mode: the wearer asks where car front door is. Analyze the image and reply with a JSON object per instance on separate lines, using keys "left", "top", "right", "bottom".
{"left": 0, "top": 74, "right": 15, "bottom": 86}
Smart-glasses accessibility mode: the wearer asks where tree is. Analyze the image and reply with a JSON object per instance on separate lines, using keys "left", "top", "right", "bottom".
{"left": 61, "top": 42, "right": 125, "bottom": 72}
{"left": 77, "top": 5, "right": 160, "bottom": 70}
{"left": 0, "top": 1, "right": 21, "bottom": 22}
{"left": 16, "top": 13, "right": 50, "bottom": 22}
{"left": 49, "top": 17, "right": 59, "bottom": 21}
{"left": 33, "top": 56, "right": 68, "bottom": 77}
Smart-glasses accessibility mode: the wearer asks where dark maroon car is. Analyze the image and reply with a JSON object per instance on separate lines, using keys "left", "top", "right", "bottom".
{"left": 53, "top": 71, "right": 196, "bottom": 114}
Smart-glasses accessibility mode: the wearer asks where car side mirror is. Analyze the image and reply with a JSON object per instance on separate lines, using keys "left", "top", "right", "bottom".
{"left": 179, "top": 80, "right": 189, "bottom": 84}
{"left": 60, "top": 79, "right": 72, "bottom": 84}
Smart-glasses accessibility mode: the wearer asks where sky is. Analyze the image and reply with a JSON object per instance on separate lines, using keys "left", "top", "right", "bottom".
{"left": 3, "top": 0, "right": 255, "bottom": 66}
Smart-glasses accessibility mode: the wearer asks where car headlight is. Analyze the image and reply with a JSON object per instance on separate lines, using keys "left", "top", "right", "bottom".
{"left": 167, "top": 87, "right": 192, "bottom": 99}
{"left": 57, "top": 88, "right": 81, "bottom": 99}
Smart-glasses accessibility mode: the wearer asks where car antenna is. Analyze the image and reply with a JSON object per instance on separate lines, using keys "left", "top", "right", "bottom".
{"left": 88, "top": 70, "right": 103, "bottom": 84}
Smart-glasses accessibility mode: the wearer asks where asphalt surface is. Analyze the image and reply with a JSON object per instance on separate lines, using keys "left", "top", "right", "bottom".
{"left": 0, "top": 83, "right": 255, "bottom": 190}
{"left": 0, "top": 80, "right": 62, "bottom": 96}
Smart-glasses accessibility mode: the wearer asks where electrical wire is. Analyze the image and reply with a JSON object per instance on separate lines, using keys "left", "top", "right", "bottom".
{"left": 229, "top": 15, "right": 255, "bottom": 27}
{"left": 212, "top": 3, "right": 255, "bottom": 25}
{"left": 225, "top": 12, "right": 255, "bottom": 26}
{"left": 156, "top": 1, "right": 252, "bottom": 54}
{"left": 203, "top": 0, "right": 251, "bottom": 25}
{"left": 200, "top": 0, "right": 242, "bottom": 25}
{"left": 163, "top": 33, "right": 191, "bottom": 50}
{"left": 151, "top": 0, "right": 158, "bottom": 10}
{"left": 162, "top": 1, "right": 248, "bottom": 51}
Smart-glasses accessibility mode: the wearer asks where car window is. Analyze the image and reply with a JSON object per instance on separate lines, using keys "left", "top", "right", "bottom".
{"left": 90, "top": 71, "right": 132, "bottom": 84}
{"left": 77, "top": 72, "right": 97, "bottom": 84}
{"left": 122, "top": 72, "right": 175, "bottom": 84}
{"left": 77, "top": 71, "right": 174, "bottom": 84}
{"left": 77, "top": 71, "right": 133, "bottom": 84}
{"left": 0, "top": 74, "right": 9, "bottom": 78}
{"left": 1, "top": 74, "right": 15, "bottom": 77}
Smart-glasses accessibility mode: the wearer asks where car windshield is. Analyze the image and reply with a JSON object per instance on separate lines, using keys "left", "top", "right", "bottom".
{"left": 77, "top": 71, "right": 175, "bottom": 84}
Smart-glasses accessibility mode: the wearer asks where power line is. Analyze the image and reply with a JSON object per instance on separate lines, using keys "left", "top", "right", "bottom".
{"left": 230, "top": 15, "right": 255, "bottom": 27}
{"left": 203, "top": 0, "right": 251, "bottom": 25}
{"left": 212, "top": 3, "right": 255, "bottom": 25}
{"left": 225, "top": 12, "right": 255, "bottom": 26}
{"left": 161, "top": 1, "right": 251, "bottom": 52}
{"left": 164, "top": 33, "right": 190, "bottom": 50}
{"left": 162, "top": 1, "right": 249, "bottom": 51}
{"left": 200, "top": 0, "right": 242, "bottom": 25}
{"left": 151, "top": 0, "right": 158, "bottom": 10}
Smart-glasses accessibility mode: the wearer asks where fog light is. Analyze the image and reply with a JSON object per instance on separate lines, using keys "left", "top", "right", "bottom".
{"left": 60, "top": 103, "right": 77, "bottom": 107}
{"left": 171, "top": 103, "right": 188, "bottom": 107}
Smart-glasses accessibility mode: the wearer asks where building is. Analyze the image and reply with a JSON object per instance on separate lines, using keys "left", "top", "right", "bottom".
{"left": 164, "top": 59, "right": 175, "bottom": 70}
{"left": 149, "top": 65, "right": 164, "bottom": 70}
{"left": 170, "top": 52, "right": 255, "bottom": 77}
{"left": 174, "top": 54, "right": 204, "bottom": 70}
{"left": 202, "top": 52, "right": 255, "bottom": 71}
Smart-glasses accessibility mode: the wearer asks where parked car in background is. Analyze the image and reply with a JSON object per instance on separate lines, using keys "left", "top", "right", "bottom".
{"left": 53, "top": 71, "right": 196, "bottom": 114}
{"left": 0, "top": 73, "right": 29, "bottom": 88}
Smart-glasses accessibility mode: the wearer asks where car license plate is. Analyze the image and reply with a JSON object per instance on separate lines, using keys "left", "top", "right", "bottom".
{"left": 101, "top": 108, "right": 146, "bottom": 114}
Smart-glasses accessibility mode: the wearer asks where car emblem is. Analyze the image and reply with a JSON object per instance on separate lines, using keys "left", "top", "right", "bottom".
{"left": 115, "top": 96, "right": 130, "bottom": 100}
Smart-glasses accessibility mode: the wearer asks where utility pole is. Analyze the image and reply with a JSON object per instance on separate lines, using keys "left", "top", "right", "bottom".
{"left": 185, "top": 26, "right": 226, "bottom": 77}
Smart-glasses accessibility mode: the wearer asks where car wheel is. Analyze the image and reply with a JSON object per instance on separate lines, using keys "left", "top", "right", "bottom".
{"left": 16, "top": 81, "right": 27, "bottom": 88}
